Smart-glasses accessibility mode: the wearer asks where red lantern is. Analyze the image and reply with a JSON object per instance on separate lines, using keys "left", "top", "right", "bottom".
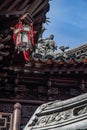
{"left": 13, "top": 21, "right": 36, "bottom": 61}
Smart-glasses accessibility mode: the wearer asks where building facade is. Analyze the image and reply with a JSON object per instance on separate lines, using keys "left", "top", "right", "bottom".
{"left": 0, "top": 0, "right": 87, "bottom": 129}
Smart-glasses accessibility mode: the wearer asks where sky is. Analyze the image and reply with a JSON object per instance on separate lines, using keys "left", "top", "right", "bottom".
{"left": 43, "top": 0, "right": 87, "bottom": 49}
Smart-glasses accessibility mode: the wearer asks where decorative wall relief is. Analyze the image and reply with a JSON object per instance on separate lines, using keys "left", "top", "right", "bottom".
{"left": 35, "top": 109, "right": 72, "bottom": 126}
{"left": 35, "top": 105, "right": 87, "bottom": 127}
{"left": 24, "top": 94, "right": 87, "bottom": 130}
{"left": 74, "top": 105, "right": 87, "bottom": 116}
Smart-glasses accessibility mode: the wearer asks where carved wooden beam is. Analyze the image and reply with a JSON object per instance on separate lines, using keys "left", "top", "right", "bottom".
{"left": 0, "top": 98, "right": 44, "bottom": 105}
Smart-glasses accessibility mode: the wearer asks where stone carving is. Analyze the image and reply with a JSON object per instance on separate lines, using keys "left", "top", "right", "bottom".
{"left": 34, "top": 34, "right": 57, "bottom": 56}
{"left": 38, "top": 100, "right": 61, "bottom": 112}
{"left": 36, "top": 109, "right": 72, "bottom": 126}
{"left": 24, "top": 93, "right": 87, "bottom": 130}
{"left": 32, "top": 34, "right": 71, "bottom": 61}
{"left": 32, "top": 105, "right": 87, "bottom": 127}
{"left": 36, "top": 99, "right": 87, "bottom": 117}
{"left": 74, "top": 105, "right": 87, "bottom": 116}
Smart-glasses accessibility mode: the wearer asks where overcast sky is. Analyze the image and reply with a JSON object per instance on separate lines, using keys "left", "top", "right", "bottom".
{"left": 43, "top": 0, "right": 87, "bottom": 49}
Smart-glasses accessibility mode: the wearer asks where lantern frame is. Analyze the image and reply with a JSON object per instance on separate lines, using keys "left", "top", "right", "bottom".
{"left": 13, "top": 21, "right": 35, "bottom": 61}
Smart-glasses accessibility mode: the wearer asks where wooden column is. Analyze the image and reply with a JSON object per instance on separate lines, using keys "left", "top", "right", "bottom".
{"left": 13, "top": 103, "right": 21, "bottom": 130}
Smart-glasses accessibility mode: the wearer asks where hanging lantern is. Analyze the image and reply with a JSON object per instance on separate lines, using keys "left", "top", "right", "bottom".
{"left": 13, "top": 21, "right": 36, "bottom": 61}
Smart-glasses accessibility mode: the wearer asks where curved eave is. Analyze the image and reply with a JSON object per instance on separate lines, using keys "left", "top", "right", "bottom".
{"left": 32, "top": 53, "right": 87, "bottom": 65}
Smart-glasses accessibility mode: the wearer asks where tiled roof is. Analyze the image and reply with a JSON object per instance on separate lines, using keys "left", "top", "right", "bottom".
{"left": 0, "top": 0, "right": 87, "bottom": 71}
{"left": 32, "top": 44, "right": 87, "bottom": 65}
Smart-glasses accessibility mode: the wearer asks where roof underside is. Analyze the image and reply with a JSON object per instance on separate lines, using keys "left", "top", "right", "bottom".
{"left": 0, "top": 0, "right": 49, "bottom": 66}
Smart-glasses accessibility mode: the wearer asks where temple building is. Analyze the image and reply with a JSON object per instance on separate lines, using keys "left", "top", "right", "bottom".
{"left": 0, "top": 0, "right": 87, "bottom": 130}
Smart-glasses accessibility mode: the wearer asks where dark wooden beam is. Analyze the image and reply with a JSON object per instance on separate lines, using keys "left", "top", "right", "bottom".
{"left": 0, "top": 98, "right": 44, "bottom": 105}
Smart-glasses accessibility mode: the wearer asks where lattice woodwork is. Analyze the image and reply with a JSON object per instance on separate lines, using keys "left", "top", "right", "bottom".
{"left": 0, "top": 112, "right": 13, "bottom": 130}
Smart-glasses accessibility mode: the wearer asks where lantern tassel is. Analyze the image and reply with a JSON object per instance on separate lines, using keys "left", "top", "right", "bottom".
{"left": 23, "top": 51, "right": 29, "bottom": 61}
